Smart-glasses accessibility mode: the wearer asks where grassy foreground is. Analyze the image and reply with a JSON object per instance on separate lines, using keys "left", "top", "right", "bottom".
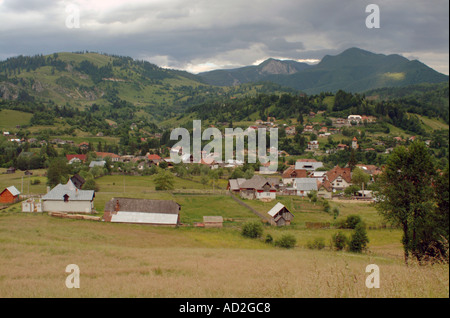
{"left": 0, "top": 212, "right": 448, "bottom": 298}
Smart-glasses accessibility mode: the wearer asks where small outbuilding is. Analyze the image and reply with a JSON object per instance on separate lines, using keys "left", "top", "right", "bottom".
{"left": 0, "top": 186, "right": 21, "bottom": 204}
{"left": 103, "top": 197, "right": 181, "bottom": 226}
{"left": 267, "top": 202, "right": 294, "bottom": 226}
{"left": 203, "top": 216, "right": 224, "bottom": 228}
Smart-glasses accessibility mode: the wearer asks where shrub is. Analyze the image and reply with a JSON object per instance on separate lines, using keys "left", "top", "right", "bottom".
{"left": 275, "top": 234, "right": 297, "bottom": 249}
{"left": 323, "top": 200, "right": 330, "bottom": 213}
{"left": 332, "top": 207, "right": 340, "bottom": 220}
{"left": 349, "top": 223, "right": 370, "bottom": 253}
{"left": 242, "top": 221, "right": 263, "bottom": 239}
{"left": 345, "top": 215, "right": 362, "bottom": 229}
{"left": 264, "top": 234, "right": 273, "bottom": 244}
{"left": 332, "top": 232, "right": 349, "bottom": 251}
{"left": 307, "top": 237, "right": 325, "bottom": 250}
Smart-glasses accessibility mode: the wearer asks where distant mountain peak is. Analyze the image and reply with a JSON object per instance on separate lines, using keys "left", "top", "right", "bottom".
{"left": 258, "top": 58, "right": 300, "bottom": 75}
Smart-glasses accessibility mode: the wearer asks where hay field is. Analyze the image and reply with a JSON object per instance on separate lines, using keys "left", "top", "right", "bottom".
{"left": 0, "top": 212, "right": 448, "bottom": 298}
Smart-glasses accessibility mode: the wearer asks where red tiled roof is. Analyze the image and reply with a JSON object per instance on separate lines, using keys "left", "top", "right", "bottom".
{"left": 282, "top": 167, "right": 308, "bottom": 179}
{"left": 66, "top": 154, "right": 86, "bottom": 162}
{"left": 95, "top": 152, "right": 120, "bottom": 158}
{"left": 147, "top": 154, "right": 162, "bottom": 160}
{"left": 326, "top": 165, "right": 352, "bottom": 183}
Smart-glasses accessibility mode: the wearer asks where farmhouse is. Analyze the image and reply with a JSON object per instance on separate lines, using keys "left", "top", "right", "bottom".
{"left": 326, "top": 165, "right": 352, "bottom": 192}
{"left": 103, "top": 198, "right": 180, "bottom": 226}
{"left": 295, "top": 159, "right": 323, "bottom": 171}
{"left": 227, "top": 178, "right": 247, "bottom": 193}
{"left": 292, "top": 178, "right": 318, "bottom": 197}
{"left": 307, "top": 140, "right": 319, "bottom": 150}
{"left": 282, "top": 166, "right": 307, "bottom": 185}
{"left": 95, "top": 152, "right": 121, "bottom": 162}
{"left": 317, "top": 179, "right": 333, "bottom": 199}
{"left": 42, "top": 180, "right": 95, "bottom": 213}
{"left": 66, "top": 154, "right": 86, "bottom": 164}
{"left": 0, "top": 186, "right": 20, "bottom": 204}
{"left": 239, "top": 175, "right": 276, "bottom": 201}
{"left": 267, "top": 202, "right": 294, "bottom": 226}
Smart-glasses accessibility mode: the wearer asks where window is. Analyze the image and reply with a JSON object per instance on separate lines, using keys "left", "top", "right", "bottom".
{"left": 63, "top": 194, "right": 69, "bottom": 202}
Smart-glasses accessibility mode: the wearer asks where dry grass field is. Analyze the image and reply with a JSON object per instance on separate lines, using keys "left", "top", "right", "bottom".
{"left": 0, "top": 212, "right": 448, "bottom": 298}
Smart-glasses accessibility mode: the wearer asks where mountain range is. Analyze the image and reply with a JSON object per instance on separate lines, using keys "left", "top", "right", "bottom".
{"left": 199, "top": 48, "right": 448, "bottom": 94}
{"left": 0, "top": 47, "right": 448, "bottom": 111}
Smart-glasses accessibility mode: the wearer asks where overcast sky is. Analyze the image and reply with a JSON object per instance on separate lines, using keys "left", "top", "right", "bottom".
{"left": 0, "top": 0, "right": 448, "bottom": 74}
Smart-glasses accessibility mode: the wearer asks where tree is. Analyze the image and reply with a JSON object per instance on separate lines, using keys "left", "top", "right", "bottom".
{"left": 351, "top": 167, "right": 370, "bottom": 190}
{"left": 332, "top": 232, "right": 349, "bottom": 251}
{"left": 82, "top": 178, "right": 99, "bottom": 192}
{"left": 47, "top": 157, "right": 71, "bottom": 187}
{"left": 154, "top": 169, "right": 175, "bottom": 191}
{"left": 349, "top": 222, "right": 369, "bottom": 253}
{"left": 376, "top": 141, "right": 437, "bottom": 264}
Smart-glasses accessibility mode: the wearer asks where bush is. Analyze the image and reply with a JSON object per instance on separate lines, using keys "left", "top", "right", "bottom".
{"left": 242, "top": 221, "right": 263, "bottom": 239}
{"left": 345, "top": 215, "right": 362, "bottom": 229}
{"left": 265, "top": 234, "right": 273, "bottom": 244}
{"left": 349, "top": 223, "right": 370, "bottom": 253}
{"left": 307, "top": 237, "right": 325, "bottom": 250}
{"left": 323, "top": 200, "right": 330, "bottom": 213}
{"left": 275, "top": 234, "right": 297, "bottom": 249}
{"left": 332, "top": 232, "right": 349, "bottom": 251}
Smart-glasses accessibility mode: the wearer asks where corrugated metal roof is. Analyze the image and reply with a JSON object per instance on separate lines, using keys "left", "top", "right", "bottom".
{"left": 104, "top": 197, "right": 180, "bottom": 214}
{"left": 6, "top": 186, "right": 20, "bottom": 196}
{"left": 42, "top": 180, "right": 94, "bottom": 201}
{"left": 111, "top": 211, "right": 178, "bottom": 225}
{"left": 294, "top": 178, "right": 318, "bottom": 191}
{"left": 267, "top": 202, "right": 286, "bottom": 217}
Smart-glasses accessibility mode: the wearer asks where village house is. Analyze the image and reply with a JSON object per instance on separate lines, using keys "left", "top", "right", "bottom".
{"left": 227, "top": 178, "right": 247, "bottom": 193}
{"left": 348, "top": 115, "right": 362, "bottom": 125}
{"left": 325, "top": 166, "right": 352, "bottom": 192}
{"left": 307, "top": 140, "right": 319, "bottom": 151}
{"left": 239, "top": 175, "right": 276, "bottom": 201}
{"left": 285, "top": 126, "right": 296, "bottom": 135}
{"left": 295, "top": 159, "right": 324, "bottom": 171}
{"left": 6, "top": 167, "right": 16, "bottom": 174}
{"left": 303, "top": 125, "right": 314, "bottom": 133}
{"left": 317, "top": 179, "right": 333, "bottom": 199}
{"left": 281, "top": 166, "right": 307, "bottom": 185}
{"left": 333, "top": 118, "right": 347, "bottom": 127}
{"left": 95, "top": 152, "right": 121, "bottom": 162}
{"left": 0, "top": 186, "right": 20, "bottom": 204}
{"left": 292, "top": 178, "right": 318, "bottom": 197}
{"left": 78, "top": 142, "right": 90, "bottom": 151}
{"left": 89, "top": 160, "right": 106, "bottom": 168}
{"left": 42, "top": 179, "right": 95, "bottom": 213}
{"left": 66, "top": 154, "right": 87, "bottom": 164}
{"left": 147, "top": 154, "right": 163, "bottom": 166}
{"left": 267, "top": 202, "right": 294, "bottom": 226}
{"left": 103, "top": 197, "right": 180, "bottom": 226}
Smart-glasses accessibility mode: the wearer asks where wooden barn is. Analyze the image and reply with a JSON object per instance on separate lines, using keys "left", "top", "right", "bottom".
{"left": 267, "top": 202, "right": 294, "bottom": 226}
{"left": 0, "top": 186, "right": 21, "bottom": 204}
{"left": 103, "top": 198, "right": 181, "bottom": 226}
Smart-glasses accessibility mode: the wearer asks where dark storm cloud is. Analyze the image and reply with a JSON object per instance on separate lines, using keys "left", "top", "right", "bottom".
{"left": 0, "top": 0, "right": 448, "bottom": 74}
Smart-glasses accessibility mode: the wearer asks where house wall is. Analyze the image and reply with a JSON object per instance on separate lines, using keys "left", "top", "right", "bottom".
{"left": 331, "top": 179, "right": 351, "bottom": 191}
{"left": 240, "top": 190, "right": 255, "bottom": 200}
{"left": 22, "top": 200, "right": 43, "bottom": 212}
{"left": 256, "top": 191, "right": 276, "bottom": 200}
{"left": 317, "top": 189, "right": 332, "bottom": 199}
{"left": 0, "top": 191, "right": 18, "bottom": 204}
{"left": 43, "top": 200, "right": 93, "bottom": 213}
